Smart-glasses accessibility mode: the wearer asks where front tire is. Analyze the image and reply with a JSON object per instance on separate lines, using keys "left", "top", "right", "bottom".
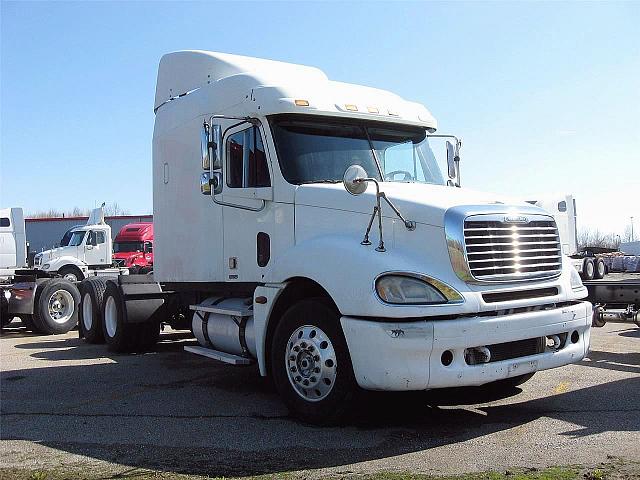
{"left": 489, "top": 372, "right": 536, "bottom": 390}
{"left": 270, "top": 298, "right": 357, "bottom": 425}
{"left": 33, "top": 279, "right": 80, "bottom": 334}
{"left": 58, "top": 265, "right": 85, "bottom": 282}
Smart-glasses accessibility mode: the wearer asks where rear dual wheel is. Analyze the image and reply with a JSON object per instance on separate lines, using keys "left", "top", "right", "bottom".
{"left": 79, "top": 278, "right": 107, "bottom": 343}
{"left": 102, "top": 281, "right": 159, "bottom": 352}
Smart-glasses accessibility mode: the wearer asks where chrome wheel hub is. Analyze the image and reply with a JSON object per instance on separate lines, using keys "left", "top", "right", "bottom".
{"left": 286, "top": 325, "right": 337, "bottom": 402}
{"left": 48, "top": 290, "right": 74, "bottom": 324}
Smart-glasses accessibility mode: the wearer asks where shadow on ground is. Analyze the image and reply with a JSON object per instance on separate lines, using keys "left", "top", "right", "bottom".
{"left": 1, "top": 323, "right": 639, "bottom": 477}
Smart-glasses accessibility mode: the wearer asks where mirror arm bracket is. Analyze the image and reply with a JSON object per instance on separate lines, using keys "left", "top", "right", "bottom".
{"left": 357, "top": 178, "right": 416, "bottom": 253}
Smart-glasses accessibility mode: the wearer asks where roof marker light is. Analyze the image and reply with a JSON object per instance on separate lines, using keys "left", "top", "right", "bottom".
{"left": 345, "top": 104, "right": 358, "bottom": 112}
{"left": 387, "top": 109, "right": 399, "bottom": 116}
{"left": 367, "top": 106, "right": 379, "bottom": 114}
{"left": 294, "top": 99, "right": 309, "bottom": 106}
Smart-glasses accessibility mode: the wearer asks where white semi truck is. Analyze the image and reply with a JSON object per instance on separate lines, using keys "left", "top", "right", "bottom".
{"left": 33, "top": 207, "right": 115, "bottom": 282}
{"left": 1, "top": 207, "right": 128, "bottom": 334}
{"left": 74, "top": 51, "right": 592, "bottom": 424}
{"left": 532, "top": 195, "right": 606, "bottom": 280}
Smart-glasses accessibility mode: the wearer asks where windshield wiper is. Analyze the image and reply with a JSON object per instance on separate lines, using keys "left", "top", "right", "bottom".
{"left": 298, "top": 179, "right": 342, "bottom": 185}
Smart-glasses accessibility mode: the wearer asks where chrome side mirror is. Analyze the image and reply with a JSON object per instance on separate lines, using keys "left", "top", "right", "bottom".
{"left": 446, "top": 141, "right": 457, "bottom": 179}
{"left": 200, "top": 172, "right": 212, "bottom": 195}
{"left": 211, "top": 124, "right": 222, "bottom": 169}
{"left": 343, "top": 165, "right": 368, "bottom": 195}
{"left": 212, "top": 171, "right": 222, "bottom": 194}
{"left": 201, "top": 122, "right": 211, "bottom": 170}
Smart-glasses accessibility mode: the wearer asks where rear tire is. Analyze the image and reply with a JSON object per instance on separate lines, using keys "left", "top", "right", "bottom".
{"left": 594, "top": 258, "right": 606, "bottom": 279}
{"left": 102, "top": 281, "right": 159, "bottom": 352}
{"left": 79, "top": 278, "right": 107, "bottom": 343}
{"left": 581, "top": 258, "right": 595, "bottom": 280}
{"left": 33, "top": 279, "right": 80, "bottom": 334}
{"left": 270, "top": 298, "right": 357, "bottom": 425}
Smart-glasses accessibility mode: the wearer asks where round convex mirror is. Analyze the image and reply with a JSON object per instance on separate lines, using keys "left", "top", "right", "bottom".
{"left": 343, "top": 165, "right": 368, "bottom": 195}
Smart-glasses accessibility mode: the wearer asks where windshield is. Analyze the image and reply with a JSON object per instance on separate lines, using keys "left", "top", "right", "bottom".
{"left": 67, "top": 231, "right": 86, "bottom": 246}
{"left": 270, "top": 115, "right": 445, "bottom": 185}
{"left": 114, "top": 241, "right": 143, "bottom": 253}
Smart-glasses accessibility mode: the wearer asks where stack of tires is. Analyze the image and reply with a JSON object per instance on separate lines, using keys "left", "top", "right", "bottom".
{"left": 78, "top": 278, "right": 160, "bottom": 352}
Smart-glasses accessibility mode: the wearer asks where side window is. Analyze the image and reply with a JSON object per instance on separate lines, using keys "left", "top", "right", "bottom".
{"left": 95, "top": 231, "right": 106, "bottom": 244}
{"left": 0, "top": 218, "right": 10, "bottom": 227}
{"left": 226, "top": 127, "right": 270, "bottom": 188}
{"left": 557, "top": 201, "right": 567, "bottom": 212}
{"left": 87, "top": 231, "right": 96, "bottom": 246}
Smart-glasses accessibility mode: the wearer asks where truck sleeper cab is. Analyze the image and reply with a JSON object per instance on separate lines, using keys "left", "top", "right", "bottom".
{"left": 83, "top": 51, "right": 591, "bottom": 425}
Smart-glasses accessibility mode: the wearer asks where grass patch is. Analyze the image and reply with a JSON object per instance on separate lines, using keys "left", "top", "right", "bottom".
{"left": 0, "top": 462, "right": 636, "bottom": 480}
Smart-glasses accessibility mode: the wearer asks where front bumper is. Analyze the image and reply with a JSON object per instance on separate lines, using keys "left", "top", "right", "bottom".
{"left": 341, "top": 301, "right": 592, "bottom": 391}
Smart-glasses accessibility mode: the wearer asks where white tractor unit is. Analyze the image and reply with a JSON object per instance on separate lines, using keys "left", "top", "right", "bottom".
{"left": 67, "top": 51, "right": 593, "bottom": 423}
{"left": 33, "top": 207, "right": 115, "bottom": 282}
{"left": 1, "top": 207, "right": 128, "bottom": 334}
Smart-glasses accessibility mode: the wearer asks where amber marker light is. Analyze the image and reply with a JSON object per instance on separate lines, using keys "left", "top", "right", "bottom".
{"left": 345, "top": 104, "right": 358, "bottom": 111}
{"left": 294, "top": 99, "right": 310, "bottom": 106}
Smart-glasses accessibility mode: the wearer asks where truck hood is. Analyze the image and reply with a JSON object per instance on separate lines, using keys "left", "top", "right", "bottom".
{"left": 35, "top": 246, "right": 76, "bottom": 263}
{"left": 294, "top": 182, "right": 532, "bottom": 227}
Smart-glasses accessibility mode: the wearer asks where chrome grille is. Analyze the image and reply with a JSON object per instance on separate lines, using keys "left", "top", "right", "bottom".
{"left": 463, "top": 214, "right": 562, "bottom": 281}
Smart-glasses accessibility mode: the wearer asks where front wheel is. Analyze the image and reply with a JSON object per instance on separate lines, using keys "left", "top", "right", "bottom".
{"left": 58, "top": 266, "right": 85, "bottom": 282}
{"left": 489, "top": 372, "right": 536, "bottom": 391}
{"left": 270, "top": 298, "right": 357, "bottom": 425}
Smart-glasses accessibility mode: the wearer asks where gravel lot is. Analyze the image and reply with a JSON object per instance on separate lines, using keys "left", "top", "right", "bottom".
{"left": 1, "top": 318, "right": 638, "bottom": 478}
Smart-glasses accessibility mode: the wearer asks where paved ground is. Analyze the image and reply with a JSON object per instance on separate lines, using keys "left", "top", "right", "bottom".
{"left": 0, "top": 319, "right": 638, "bottom": 478}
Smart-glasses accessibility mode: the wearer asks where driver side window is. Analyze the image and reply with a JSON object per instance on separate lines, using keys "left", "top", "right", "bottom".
{"left": 226, "top": 126, "right": 270, "bottom": 188}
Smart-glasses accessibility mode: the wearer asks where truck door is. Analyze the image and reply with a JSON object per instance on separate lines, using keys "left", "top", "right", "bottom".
{"left": 219, "top": 123, "right": 274, "bottom": 282}
{"left": 84, "top": 230, "right": 108, "bottom": 266}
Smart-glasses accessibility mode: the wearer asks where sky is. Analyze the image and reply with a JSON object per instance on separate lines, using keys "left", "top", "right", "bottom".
{"left": 1, "top": 1, "right": 638, "bottom": 237}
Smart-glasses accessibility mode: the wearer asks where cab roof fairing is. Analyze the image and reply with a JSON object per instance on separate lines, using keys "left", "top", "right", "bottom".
{"left": 153, "top": 50, "right": 438, "bottom": 131}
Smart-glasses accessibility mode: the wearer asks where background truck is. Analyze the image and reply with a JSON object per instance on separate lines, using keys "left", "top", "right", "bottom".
{"left": 531, "top": 195, "right": 606, "bottom": 280}
{"left": 1, "top": 207, "right": 129, "bottom": 334}
{"left": 112, "top": 222, "right": 154, "bottom": 273}
{"left": 33, "top": 207, "right": 114, "bottom": 282}
{"left": 72, "top": 51, "right": 592, "bottom": 424}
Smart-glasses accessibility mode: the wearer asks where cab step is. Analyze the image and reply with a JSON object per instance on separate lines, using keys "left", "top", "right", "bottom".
{"left": 184, "top": 345, "right": 254, "bottom": 365}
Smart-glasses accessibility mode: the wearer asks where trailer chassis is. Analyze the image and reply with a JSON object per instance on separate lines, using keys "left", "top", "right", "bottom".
{"left": 584, "top": 279, "right": 640, "bottom": 328}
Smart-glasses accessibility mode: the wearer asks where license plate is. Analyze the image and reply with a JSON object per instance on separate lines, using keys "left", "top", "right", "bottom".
{"left": 508, "top": 359, "right": 538, "bottom": 375}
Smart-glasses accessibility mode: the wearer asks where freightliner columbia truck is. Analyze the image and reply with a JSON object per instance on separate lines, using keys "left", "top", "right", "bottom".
{"left": 73, "top": 51, "right": 592, "bottom": 424}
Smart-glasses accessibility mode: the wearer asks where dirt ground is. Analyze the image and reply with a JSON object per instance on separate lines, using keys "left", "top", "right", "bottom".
{"left": 1, "top": 319, "right": 638, "bottom": 479}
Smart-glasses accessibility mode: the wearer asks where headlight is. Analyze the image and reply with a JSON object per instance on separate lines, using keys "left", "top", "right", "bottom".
{"left": 375, "top": 274, "right": 464, "bottom": 305}
{"left": 570, "top": 267, "right": 584, "bottom": 290}
{"left": 42, "top": 263, "right": 50, "bottom": 270}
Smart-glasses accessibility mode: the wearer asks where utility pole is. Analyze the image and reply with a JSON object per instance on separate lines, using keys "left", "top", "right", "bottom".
{"left": 631, "top": 216, "right": 635, "bottom": 242}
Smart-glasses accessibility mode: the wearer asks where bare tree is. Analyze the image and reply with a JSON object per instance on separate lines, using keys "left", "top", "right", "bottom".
{"left": 622, "top": 225, "right": 635, "bottom": 243}
{"left": 577, "top": 228, "right": 620, "bottom": 250}
{"left": 28, "top": 203, "right": 131, "bottom": 218}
